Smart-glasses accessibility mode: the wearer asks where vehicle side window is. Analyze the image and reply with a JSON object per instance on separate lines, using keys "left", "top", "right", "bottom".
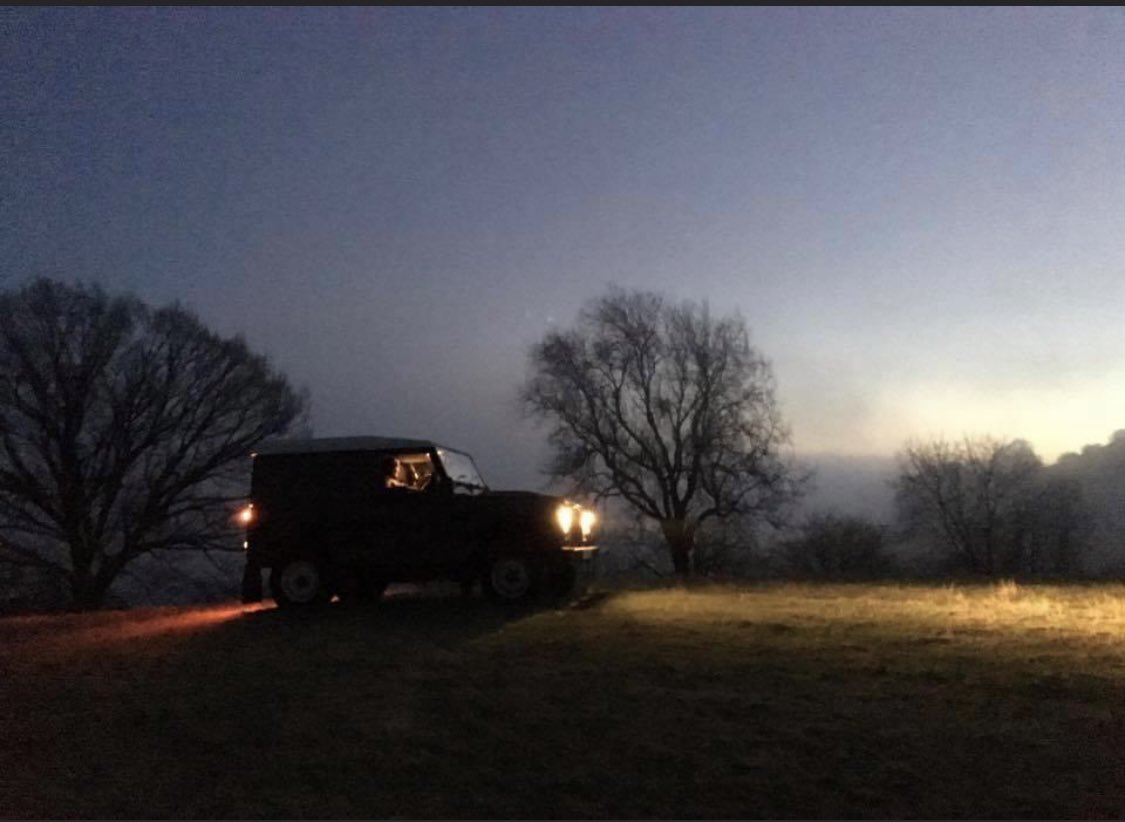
{"left": 382, "top": 456, "right": 408, "bottom": 490}
{"left": 380, "top": 452, "right": 436, "bottom": 493}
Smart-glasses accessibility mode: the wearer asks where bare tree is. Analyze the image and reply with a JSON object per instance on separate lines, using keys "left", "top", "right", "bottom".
{"left": 521, "top": 288, "right": 805, "bottom": 577}
{"left": 894, "top": 435, "right": 1083, "bottom": 576}
{"left": 0, "top": 278, "right": 306, "bottom": 609}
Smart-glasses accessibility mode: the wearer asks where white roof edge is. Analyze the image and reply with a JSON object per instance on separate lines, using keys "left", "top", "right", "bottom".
{"left": 253, "top": 436, "right": 439, "bottom": 456}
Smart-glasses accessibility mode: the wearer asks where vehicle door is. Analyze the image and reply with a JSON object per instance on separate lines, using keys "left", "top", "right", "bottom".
{"left": 423, "top": 448, "right": 490, "bottom": 570}
{"left": 370, "top": 452, "right": 441, "bottom": 572}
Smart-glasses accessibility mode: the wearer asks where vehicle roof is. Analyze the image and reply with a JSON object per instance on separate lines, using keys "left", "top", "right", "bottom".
{"left": 252, "top": 436, "right": 440, "bottom": 456}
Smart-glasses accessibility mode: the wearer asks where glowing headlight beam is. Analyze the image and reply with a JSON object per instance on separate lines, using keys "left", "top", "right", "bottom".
{"left": 555, "top": 504, "right": 575, "bottom": 534}
{"left": 579, "top": 509, "right": 596, "bottom": 538}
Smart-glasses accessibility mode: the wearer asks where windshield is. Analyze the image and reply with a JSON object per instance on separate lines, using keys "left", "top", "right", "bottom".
{"left": 436, "top": 448, "right": 488, "bottom": 493}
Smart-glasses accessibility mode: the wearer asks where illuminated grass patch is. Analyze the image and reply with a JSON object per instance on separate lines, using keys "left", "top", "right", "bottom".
{"left": 3, "top": 583, "right": 1125, "bottom": 818}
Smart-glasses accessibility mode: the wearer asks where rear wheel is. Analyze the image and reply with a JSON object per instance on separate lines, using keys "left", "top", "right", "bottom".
{"left": 483, "top": 555, "right": 538, "bottom": 606}
{"left": 270, "top": 559, "right": 330, "bottom": 609}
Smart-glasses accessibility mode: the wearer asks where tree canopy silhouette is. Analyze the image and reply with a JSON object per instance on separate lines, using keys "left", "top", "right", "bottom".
{"left": 521, "top": 288, "right": 804, "bottom": 577}
{"left": 894, "top": 435, "right": 1084, "bottom": 576}
{"left": 0, "top": 278, "right": 306, "bottom": 609}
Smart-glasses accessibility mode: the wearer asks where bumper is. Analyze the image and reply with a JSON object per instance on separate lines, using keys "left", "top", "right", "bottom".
{"left": 561, "top": 543, "right": 598, "bottom": 589}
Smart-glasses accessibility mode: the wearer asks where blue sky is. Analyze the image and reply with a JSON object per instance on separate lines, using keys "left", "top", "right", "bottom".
{"left": 4, "top": 7, "right": 1124, "bottom": 488}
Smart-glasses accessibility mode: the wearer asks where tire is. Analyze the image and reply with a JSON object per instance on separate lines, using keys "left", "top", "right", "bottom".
{"left": 483, "top": 555, "right": 538, "bottom": 606}
{"left": 270, "top": 559, "right": 330, "bottom": 609}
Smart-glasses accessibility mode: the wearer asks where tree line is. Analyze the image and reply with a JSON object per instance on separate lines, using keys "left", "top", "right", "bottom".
{"left": 0, "top": 277, "right": 1117, "bottom": 610}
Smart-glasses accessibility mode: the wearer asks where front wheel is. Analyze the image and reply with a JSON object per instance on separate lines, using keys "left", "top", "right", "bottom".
{"left": 270, "top": 559, "right": 330, "bottom": 609}
{"left": 483, "top": 555, "right": 538, "bottom": 606}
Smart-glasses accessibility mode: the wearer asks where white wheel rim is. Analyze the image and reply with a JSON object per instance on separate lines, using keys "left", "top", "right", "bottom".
{"left": 491, "top": 559, "right": 531, "bottom": 599}
{"left": 279, "top": 561, "right": 321, "bottom": 603}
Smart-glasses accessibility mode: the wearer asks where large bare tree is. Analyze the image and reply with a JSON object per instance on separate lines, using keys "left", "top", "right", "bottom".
{"left": 0, "top": 278, "right": 306, "bottom": 609}
{"left": 894, "top": 435, "right": 1084, "bottom": 576}
{"left": 521, "top": 288, "right": 804, "bottom": 577}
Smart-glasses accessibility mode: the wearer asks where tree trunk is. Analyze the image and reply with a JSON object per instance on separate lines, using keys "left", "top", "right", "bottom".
{"left": 70, "top": 576, "right": 106, "bottom": 611}
{"left": 69, "top": 553, "right": 111, "bottom": 611}
{"left": 661, "top": 519, "right": 695, "bottom": 579}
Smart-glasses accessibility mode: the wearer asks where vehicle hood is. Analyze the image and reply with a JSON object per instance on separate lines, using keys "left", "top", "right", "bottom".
{"left": 478, "top": 489, "right": 567, "bottom": 512}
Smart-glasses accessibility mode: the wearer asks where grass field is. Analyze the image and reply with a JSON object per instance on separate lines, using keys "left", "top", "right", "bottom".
{"left": 4, "top": 581, "right": 1125, "bottom": 818}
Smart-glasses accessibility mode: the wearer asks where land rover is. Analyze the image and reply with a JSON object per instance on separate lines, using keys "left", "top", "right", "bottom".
{"left": 239, "top": 437, "right": 597, "bottom": 608}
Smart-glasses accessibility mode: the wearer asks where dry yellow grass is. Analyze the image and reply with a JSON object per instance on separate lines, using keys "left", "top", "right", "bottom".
{"left": 3, "top": 582, "right": 1125, "bottom": 818}
{"left": 611, "top": 580, "right": 1125, "bottom": 638}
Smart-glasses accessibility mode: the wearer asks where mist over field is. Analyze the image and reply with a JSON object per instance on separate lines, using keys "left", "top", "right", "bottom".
{"left": 798, "top": 453, "right": 898, "bottom": 521}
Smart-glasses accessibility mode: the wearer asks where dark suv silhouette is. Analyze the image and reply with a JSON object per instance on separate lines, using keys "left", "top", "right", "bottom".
{"left": 239, "top": 437, "right": 598, "bottom": 608}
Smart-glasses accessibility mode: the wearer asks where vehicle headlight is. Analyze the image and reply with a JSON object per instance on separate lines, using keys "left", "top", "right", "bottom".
{"left": 555, "top": 504, "right": 575, "bottom": 534}
{"left": 579, "top": 509, "right": 596, "bottom": 538}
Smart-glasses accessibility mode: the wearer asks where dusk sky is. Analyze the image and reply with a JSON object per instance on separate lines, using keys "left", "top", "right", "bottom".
{"left": 4, "top": 7, "right": 1125, "bottom": 491}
